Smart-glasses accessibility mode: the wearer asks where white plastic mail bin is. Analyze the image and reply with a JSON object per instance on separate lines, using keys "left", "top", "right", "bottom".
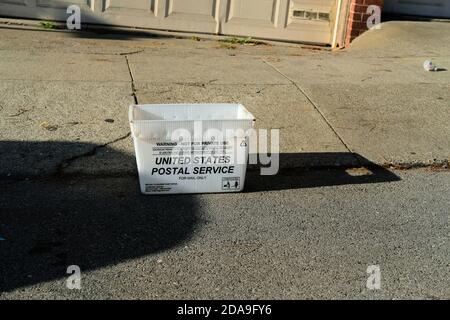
{"left": 129, "top": 104, "right": 255, "bottom": 194}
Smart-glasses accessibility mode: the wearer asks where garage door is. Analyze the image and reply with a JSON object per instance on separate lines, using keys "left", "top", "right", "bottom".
{"left": 384, "top": 0, "right": 450, "bottom": 18}
{"left": 0, "top": 0, "right": 348, "bottom": 46}
{"left": 221, "top": 0, "right": 340, "bottom": 44}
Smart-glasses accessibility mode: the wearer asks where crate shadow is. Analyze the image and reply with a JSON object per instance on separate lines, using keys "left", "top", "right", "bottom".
{"left": 0, "top": 142, "right": 399, "bottom": 293}
{"left": 245, "top": 152, "right": 400, "bottom": 192}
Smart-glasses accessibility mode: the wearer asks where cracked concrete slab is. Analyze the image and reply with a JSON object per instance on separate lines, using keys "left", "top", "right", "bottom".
{"left": 262, "top": 23, "right": 450, "bottom": 87}
{"left": 298, "top": 82, "right": 450, "bottom": 166}
{"left": 265, "top": 53, "right": 450, "bottom": 86}
{"left": 1, "top": 21, "right": 449, "bottom": 175}
{"left": 61, "top": 83, "right": 354, "bottom": 176}
{"left": 127, "top": 53, "right": 291, "bottom": 85}
{"left": 63, "top": 83, "right": 358, "bottom": 175}
{"left": 265, "top": 51, "right": 450, "bottom": 165}
{"left": 134, "top": 83, "right": 352, "bottom": 168}
{"left": 0, "top": 81, "right": 134, "bottom": 177}
{"left": 262, "top": 21, "right": 450, "bottom": 167}
{"left": 0, "top": 50, "right": 131, "bottom": 82}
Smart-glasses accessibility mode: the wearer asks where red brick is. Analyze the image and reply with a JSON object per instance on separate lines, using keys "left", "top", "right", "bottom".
{"left": 349, "top": 20, "right": 368, "bottom": 30}
{"left": 348, "top": 11, "right": 363, "bottom": 21}
{"left": 348, "top": 28, "right": 362, "bottom": 38}
{"left": 351, "top": 4, "right": 369, "bottom": 13}
{"left": 352, "top": 12, "right": 364, "bottom": 21}
{"left": 345, "top": 1, "right": 384, "bottom": 47}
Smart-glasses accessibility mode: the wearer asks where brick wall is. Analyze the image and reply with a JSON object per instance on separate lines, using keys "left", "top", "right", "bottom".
{"left": 345, "top": 0, "right": 384, "bottom": 46}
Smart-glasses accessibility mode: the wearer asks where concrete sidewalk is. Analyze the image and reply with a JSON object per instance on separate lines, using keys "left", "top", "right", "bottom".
{"left": 1, "top": 21, "right": 449, "bottom": 300}
{"left": 0, "top": 20, "right": 449, "bottom": 178}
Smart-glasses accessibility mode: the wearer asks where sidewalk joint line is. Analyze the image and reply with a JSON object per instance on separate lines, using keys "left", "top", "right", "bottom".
{"left": 125, "top": 55, "right": 139, "bottom": 105}
{"left": 119, "top": 50, "right": 145, "bottom": 56}
{"left": 262, "top": 58, "right": 355, "bottom": 155}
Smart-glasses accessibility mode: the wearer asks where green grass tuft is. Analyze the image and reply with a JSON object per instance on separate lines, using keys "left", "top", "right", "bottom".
{"left": 39, "top": 21, "right": 57, "bottom": 29}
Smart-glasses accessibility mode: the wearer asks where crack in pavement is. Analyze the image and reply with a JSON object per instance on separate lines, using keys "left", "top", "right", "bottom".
{"left": 57, "top": 50, "right": 145, "bottom": 56}
{"left": 119, "top": 50, "right": 145, "bottom": 56}
{"left": 382, "top": 160, "right": 449, "bottom": 171}
{"left": 8, "top": 107, "right": 34, "bottom": 117}
{"left": 3, "top": 53, "right": 139, "bottom": 179}
{"left": 56, "top": 132, "right": 132, "bottom": 175}
{"left": 51, "top": 52, "right": 141, "bottom": 175}
{"left": 125, "top": 54, "right": 139, "bottom": 105}
{"left": 53, "top": 53, "right": 138, "bottom": 176}
{"left": 262, "top": 58, "right": 360, "bottom": 163}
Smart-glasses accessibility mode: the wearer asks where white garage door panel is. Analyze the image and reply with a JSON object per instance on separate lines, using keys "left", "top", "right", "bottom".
{"left": 0, "top": 0, "right": 346, "bottom": 45}
{"left": 384, "top": 0, "right": 450, "bottom": 18}
{"left": 101, "top": 0, "right": 156, "bottom": 18}
{"left": 163, "top": 0, "right": 219, "bottom": 33}
{"left": 222, "top": 0, "right": 333, "bottom": 44}
{"left": 222, "top": 0, "right": 281, "bottom": 31}
{"left": 230, "top": 0, "right": 279, "bottom": 22}
{"left": 0, "top": 0, "right": 26, "bottom": 5}
{"left": 104, "top": 0, "right": 154, "bottom": 12}
{"left": 37, "top": 0, "right": 90, "bottom": 9}
{"left": 170, "top": 0, "right": 216, "bottom": 16}
{"left": 285, "top": 0, "right": 333, "bottom": 43}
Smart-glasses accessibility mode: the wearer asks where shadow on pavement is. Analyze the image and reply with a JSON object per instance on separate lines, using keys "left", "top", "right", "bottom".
{"left": 0, "top": 142, "right": 399, "bottom": 293}
{"left": 0, "top": 141, "right": 199, "bottom": 293}
{"left": 245, "top": 153, "right": 400, "bottom": 193}
{"left": 0, "top": 24, "right": 172, "bottom": 41}
{"left": 0, "top": 3, "right": 180, "bottom": 41}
